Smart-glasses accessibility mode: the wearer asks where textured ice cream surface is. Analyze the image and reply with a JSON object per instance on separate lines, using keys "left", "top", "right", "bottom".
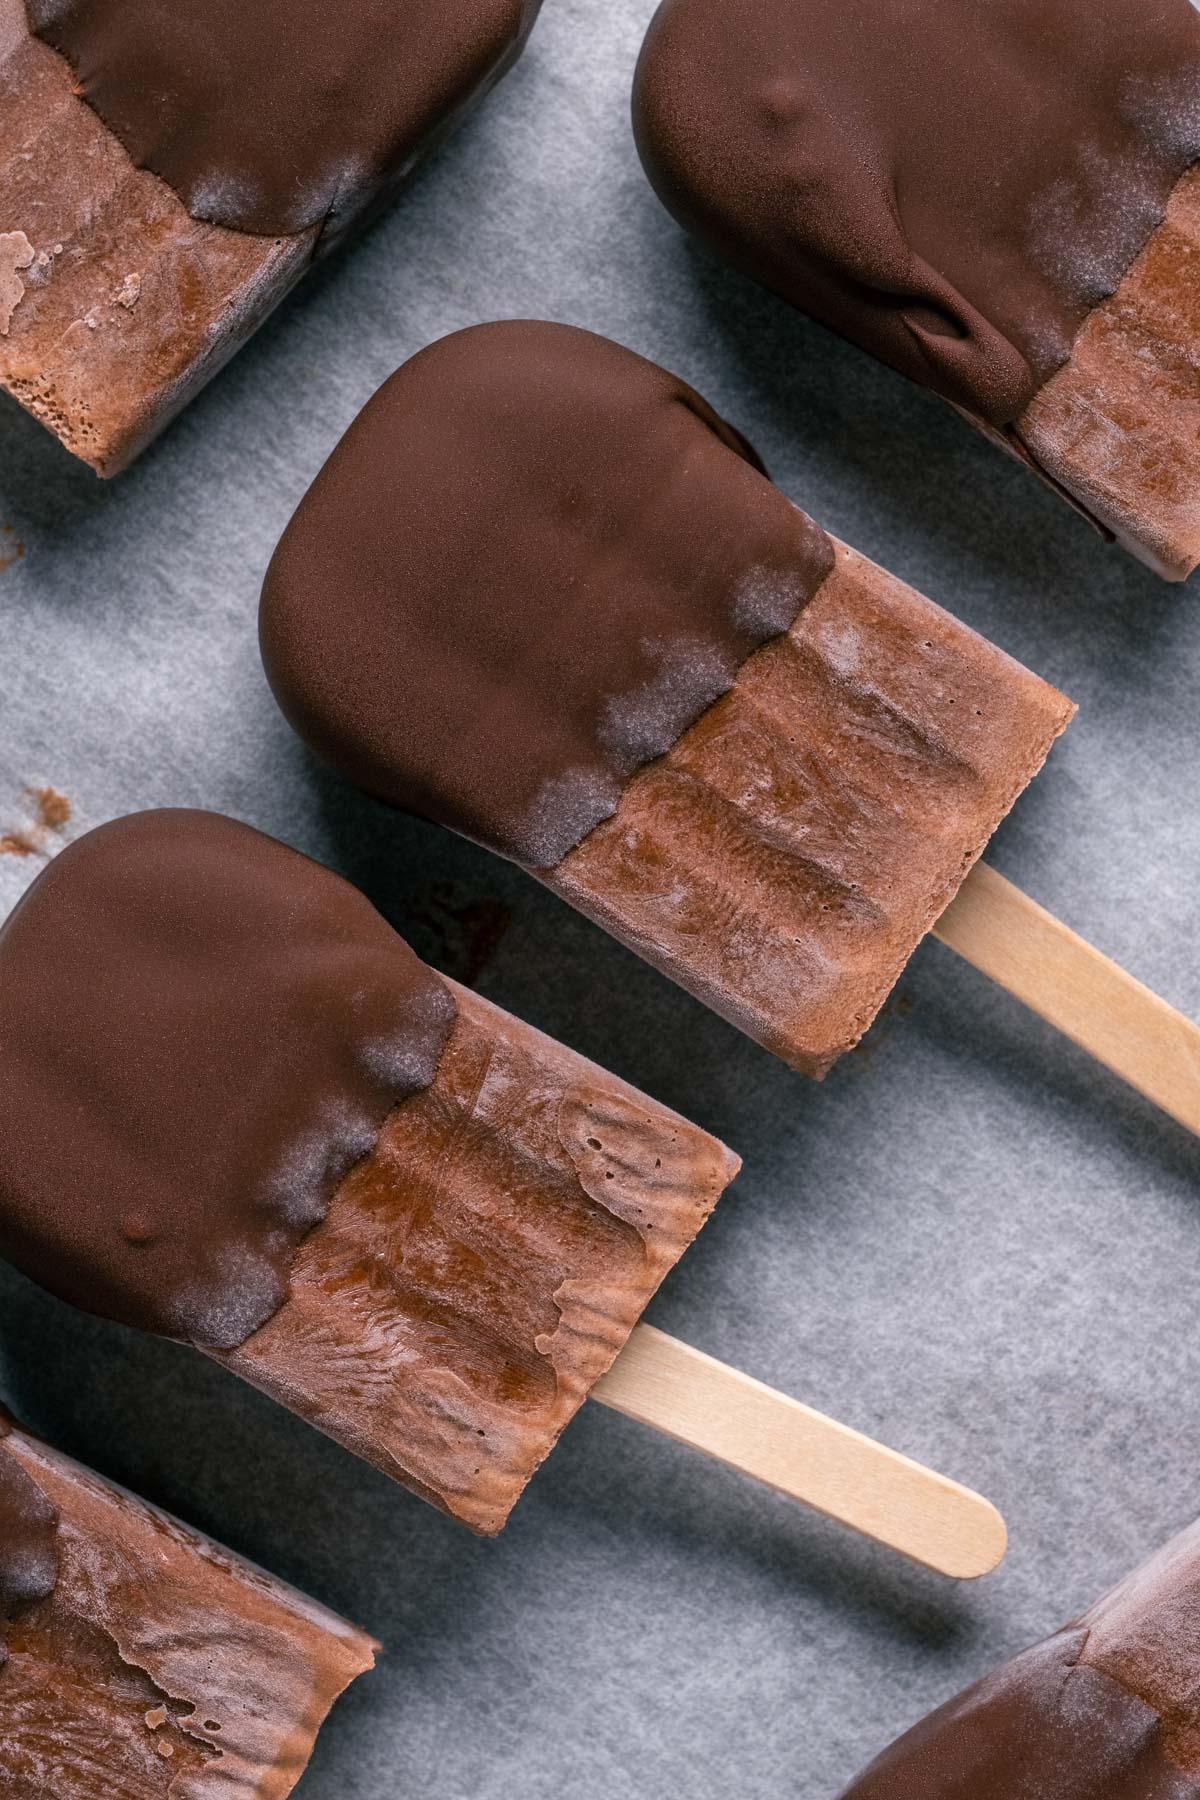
{"left": 0, "top": 1426, "right": 58, "bottom": 1670}
{"left": 218, "top": 982, "right": 741, "bottom": 1534}
{"left": 547, "top": 541, "right": 1074, "bottom": 1075}
{"left": 0, "top": 1421, "right": 376, "bottom": 1800}
{"left": 1015, "top": 163, "right": 1200, "bottom": 580}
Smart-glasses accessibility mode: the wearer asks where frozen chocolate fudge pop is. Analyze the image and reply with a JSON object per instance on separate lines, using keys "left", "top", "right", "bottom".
{"left": 633, "top": 0, "right": 1200, "bottom": 580}
{"left": 0, "top": 809, "right": 1004, "bottom": 1572}
{"left": 0, "top": 0, "right": 542, "bottom": 472}
{"left": 260, "top": 320, "right": 1200, "bottom": 1133}
{"left": 836, "top": 1516, "right": 1200, "bottom": 1797}
{"left": 0, "top": 1408, "right": 375, "bottom": 1799}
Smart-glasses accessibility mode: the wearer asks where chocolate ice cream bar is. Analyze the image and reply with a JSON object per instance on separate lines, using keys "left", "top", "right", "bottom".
{"left": 836, "top": 1517, "right": 1200, "bottom": 1797}
{"left": 259, "top": 321, "right": 1200, "bottom": 1130}
{"left": 260, "top": 320, "right": 1074, "bottom": 1079}
{"left": 0, "top": 1409, "right": 375, "bottom": 1800}
{"left": 0, "top": 0, "right": 541, "bottom": 473}
{"left": 632, "top": 0, "right": 1200, "bottom": 580}
{"left": 0, "top": 807, "right": 1002, "bottom": 1569}
{"left": 0, "top": 807, "right": 734, "bottom": 1532}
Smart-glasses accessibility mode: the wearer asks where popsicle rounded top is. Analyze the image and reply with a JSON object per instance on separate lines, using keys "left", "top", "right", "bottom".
{"left": 0, "top": 808, "right": 454, "bottom": 1350}
{"left": 632, "top": 0, "right": 1200, "bottom": 425}
{"left": 836, "top": 1517, "right": 1200, "bottom": 1796}
{"left": 25, "top": 0, "right": 544, "bottom": 241}
{"left": 260, "top": 319, "right": 834, "bottom": 868}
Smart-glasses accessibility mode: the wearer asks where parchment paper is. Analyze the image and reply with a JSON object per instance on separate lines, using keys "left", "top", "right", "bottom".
{"left": 1, "top": 3, "right": 1198, "bottom": 1795}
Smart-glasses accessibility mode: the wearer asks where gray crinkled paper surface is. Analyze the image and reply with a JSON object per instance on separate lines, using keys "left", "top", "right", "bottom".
{"left": 1, "top": 3, "right": 1199, "bottom": 1797}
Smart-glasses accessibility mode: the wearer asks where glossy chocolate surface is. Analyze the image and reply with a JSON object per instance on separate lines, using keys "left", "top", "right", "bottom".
{"left": 0, "top": 809, "right": 454, "bottom": 1350}
{"left": 26, "top": 0, "right": 542, "bottom": 240}
{"left": 261, "top": 320, "right": 834, "bottom": 868}
{"left": 633, "top": 0, "right": 1200, "bottom": 423}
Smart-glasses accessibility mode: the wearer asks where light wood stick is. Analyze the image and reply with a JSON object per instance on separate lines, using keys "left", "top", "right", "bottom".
{"left": 934, "top": 862, "right": 1200, "bottom": 1137}
{"left": 592, "top": 1324, "right": 1007, "bottom": 1579}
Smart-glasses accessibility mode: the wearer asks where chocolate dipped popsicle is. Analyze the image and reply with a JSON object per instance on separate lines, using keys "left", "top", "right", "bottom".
{"left": 0, "top": 807, "right": 732, "bottom": 1534}
{"left": 836, "top": 1517, "right": 1200, "bottom": 1798}
{"left": 0, "top": 1407, "right": 375, "bottom": 1799}
{"left": 0, "top": 808, "right": 1007, "bottom": 1575}
{"left": 0, "top": 0, "right": 541, "bottom": 473}
{"left": 260, "top": 319, "right": 1074, "bottom": 1080}
{"left": 632, "top": 0, "right": 1200, "bottom": 581}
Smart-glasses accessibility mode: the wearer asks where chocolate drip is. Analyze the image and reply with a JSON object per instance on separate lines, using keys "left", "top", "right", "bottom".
{"left": 260, "top": 320, "right": 834, "bottom": 869}
{"left": 25, "top": 0, "right": 543, "bottom": 241}
{"left": 633, "top": 0, "right": 1200, "bottom": 424}
{"left": 0, "top": 1431, "right": 59, "bottom": 1673}
{"left": 0, "top": 810, "right": 455, "bottom": 1350}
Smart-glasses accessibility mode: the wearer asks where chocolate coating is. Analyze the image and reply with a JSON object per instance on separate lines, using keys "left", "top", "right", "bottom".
{"left": 841, "top": 1634, "right": 1193, "bottom": 1799}
{"left": 0, "top": 809, "right": 454, "bottom": 1350}
{"left": 260, "top": 320, "right": 834, "bottom": 869}
{"left": 25, "top": 0, "right": 542, "bottom": 240}
{"left": 0, "top": 1429, "right": 58, "bottom": 1674}
{"left": 838, "top": 1519, "right": 1200, "bottom": 1798}
{"left": 633, "top": 0, "right": 1200, "bottom": 424}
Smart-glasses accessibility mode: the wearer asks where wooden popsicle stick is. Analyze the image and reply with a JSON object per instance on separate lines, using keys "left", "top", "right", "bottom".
{"left": 592, "top": 1324, "right": 1007, "bottom": 1579}
{"left": 934, "top": 862, "right": 1200, "bottom": 1137}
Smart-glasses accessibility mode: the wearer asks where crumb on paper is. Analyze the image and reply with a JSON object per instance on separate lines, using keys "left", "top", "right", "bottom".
{"left": 0, "top": 231, "right": 35, "bottom": 336}
{"left": 0, "top": 524, "right": 23, "bottom": 573}
{"left": 114, "top": 272, "right": 142, "bottom": 309}
{"left": 33, "top": 787, "right": 70, "bottom": 831}
{"left": 0, "top": 786, "right": 73, "bottom": 860}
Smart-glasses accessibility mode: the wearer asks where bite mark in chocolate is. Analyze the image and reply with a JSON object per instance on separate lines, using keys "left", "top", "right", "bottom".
{"left": 632, "top": 0, "right": 1200, "bottom": 424}
{"left": 0, "top": 1429, "right": 59, "bottom": 1673}
{"left": 26, "top": 0, "right": 544, "bottom": 241}
{"left": 260, "top": 320, "right": 835, "bottom": 869}
{"left": 0, "top": 809, "right": 455, "bottom": 1350}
